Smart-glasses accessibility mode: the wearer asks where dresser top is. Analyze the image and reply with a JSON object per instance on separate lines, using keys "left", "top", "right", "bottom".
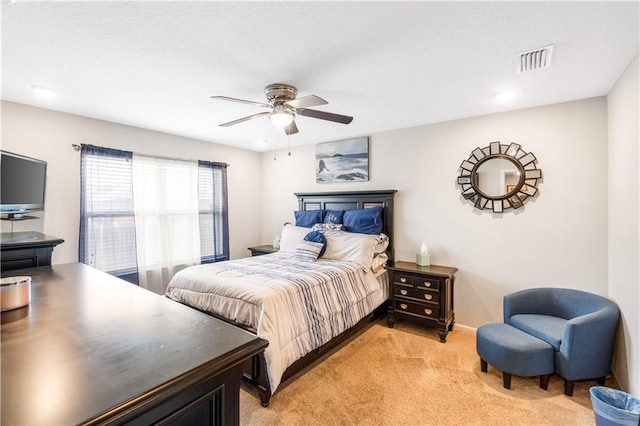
{"left": 1, "top": 231, "right": 64, "bottom": 248}
{"left": 1, "top": 262, "right": 267, "bottom": 425}
{"left": 387, "top": 261, "right": 458, "bottom": 278}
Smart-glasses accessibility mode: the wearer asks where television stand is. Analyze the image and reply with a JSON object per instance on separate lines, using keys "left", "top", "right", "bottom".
{"left": 0, "top": 232, "right": 64, "bottom": 272}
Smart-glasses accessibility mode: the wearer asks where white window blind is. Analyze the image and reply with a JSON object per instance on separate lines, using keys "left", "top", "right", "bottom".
{"left": 80, "top": 147, "right": 137, "bottom": 277}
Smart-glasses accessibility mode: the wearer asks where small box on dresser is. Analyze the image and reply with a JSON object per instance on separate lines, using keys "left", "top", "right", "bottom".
{"left": 386, "top": 261, "right": 458, "bottom": 342}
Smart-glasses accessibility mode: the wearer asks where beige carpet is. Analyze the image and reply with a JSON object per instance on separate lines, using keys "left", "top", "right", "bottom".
{"left": 240, "top": 319, "right": 612, "bottom": 425}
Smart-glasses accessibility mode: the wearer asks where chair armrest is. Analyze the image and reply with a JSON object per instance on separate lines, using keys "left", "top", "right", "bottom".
{"left": 557, "top": 307, "right": 619, "bottom": 380}
{"left": 560, "top": 307, "right": 619, "bottom": 355}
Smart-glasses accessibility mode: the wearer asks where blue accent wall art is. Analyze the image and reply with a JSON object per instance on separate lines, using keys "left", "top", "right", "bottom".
{"left": 316, "top": 137, "right": 369, "bottom": 184}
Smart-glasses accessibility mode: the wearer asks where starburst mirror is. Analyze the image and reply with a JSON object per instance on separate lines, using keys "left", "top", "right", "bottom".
{"left": 458, "top": 141, "right": 542, "bottom": 213}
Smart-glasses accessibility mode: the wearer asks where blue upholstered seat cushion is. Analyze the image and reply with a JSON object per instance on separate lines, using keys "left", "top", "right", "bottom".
{"left": 509, "top": 314, "right": 567, "bottom": 351}
{"left": 476, "top": 323, "right": 554, "bottom": 377}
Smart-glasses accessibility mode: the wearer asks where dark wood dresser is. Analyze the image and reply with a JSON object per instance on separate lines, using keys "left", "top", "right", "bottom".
{"left": 1, "top": 231, "right": 64, "bottom": 271}
{"left": 1, "top": 263, "right": 267, "bottom": 425}
{"left": 386, "top": 261, "right": 458, "bottom": 342}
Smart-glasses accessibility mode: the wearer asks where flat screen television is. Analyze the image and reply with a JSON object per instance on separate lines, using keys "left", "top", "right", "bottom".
{"left": 0, "top": 150, "right": 47, "bottom": 219}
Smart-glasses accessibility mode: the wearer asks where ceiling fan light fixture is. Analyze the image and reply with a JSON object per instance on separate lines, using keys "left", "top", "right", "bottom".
{"left": 270, "top": 106, "right": 294, "bottom": 127}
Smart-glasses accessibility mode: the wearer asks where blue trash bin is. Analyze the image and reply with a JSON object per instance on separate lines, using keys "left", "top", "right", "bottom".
{"left": 590, "top": 386, "right": 640, "bottom": 426}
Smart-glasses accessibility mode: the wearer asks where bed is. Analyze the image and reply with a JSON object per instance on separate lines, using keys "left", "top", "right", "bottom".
{"left": 165, "top": 190, "right": 396, "bottom": 406}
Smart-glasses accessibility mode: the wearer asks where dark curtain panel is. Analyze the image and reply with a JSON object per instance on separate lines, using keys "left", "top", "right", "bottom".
{"left": 198, "top": 160, "right": 229, "bottom": 262}
{"left": 79, "top": 144, "right": 139, "bottom": 283}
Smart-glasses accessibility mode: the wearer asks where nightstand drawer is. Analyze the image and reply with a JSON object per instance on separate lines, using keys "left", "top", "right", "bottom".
{"left": 394, "top": 274, "right": 414, "bottom": 285}
{"left": 393, "top": 298, "right": 439, "bottom": 320}
{"left": 393, "top": 285, "right": 439, "bottom": 302}
{"left": 415, "top": 277, "right": 440, "bottom": 291}
{"left": 393, "top": 273, "right": 440, "bottom": 291}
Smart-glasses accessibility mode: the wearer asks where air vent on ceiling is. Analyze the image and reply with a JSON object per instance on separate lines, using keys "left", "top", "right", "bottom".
{"left": 516, "top": 45, "right": 554, "bottom": 73}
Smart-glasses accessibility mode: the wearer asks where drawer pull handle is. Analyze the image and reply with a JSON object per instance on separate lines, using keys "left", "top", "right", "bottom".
{"left": 424, "top": 294, "right": 433, "bottom": 300}
{"left": 424, "top": 282, "right": 431, "bottom": 287}
{"left": 400, "top": 289, "right": 408, "bottom": 295}
{"left": 400, "top": 303, "right": 408, "bottom": 310}
{"left": 400, "top": 277, "right": 407, "bottom": 283}
{"left": 424, "top": 309, "right": 432, "bottom": 315}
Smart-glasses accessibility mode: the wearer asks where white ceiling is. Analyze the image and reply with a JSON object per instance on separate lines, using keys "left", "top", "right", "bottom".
{"left": 2, "top": 1, "right": 638, "bottom": 152}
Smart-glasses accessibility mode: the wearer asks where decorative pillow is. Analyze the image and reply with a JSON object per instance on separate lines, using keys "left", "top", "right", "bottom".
{"left": 343, "top": 206, "right": 383, "bottom": 235}
{"left": 371, "top": 252, "right": 389, "bottom": 273}
{"left": 295, "top": 241, "right": 324, "bottom": 262}
{"left": 294, "top": 210, "right": 324, "bottom": 228}
{"left": 303, "top": 231, "right": 327, "bottom": 257}
{"left": 374, "top": 233, "right": 389, "bottom": 254}
{"left": 323, "top": 210, "right": 344, "bottom": 224}
{"left": 312, "top": 223, "right": 344, "bottom": 232}
{"left": 322, "top": 230, "right": 379, "bottom": 271}
{"left": 279, "top": 224, "right": 313, "bottom": 253}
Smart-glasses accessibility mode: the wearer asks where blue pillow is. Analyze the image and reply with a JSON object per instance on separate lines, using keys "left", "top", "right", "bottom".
{"left": 303, "top": 231, "right": 327, "bottom": 257}
{"left": 343, "top": 206, "right": 383, "bottom": 235}
{"left": 323, "top": 210, "right": 344, "bottom": 224}
{"left": 294, "top": 210, "right": 324, "bottom": 228}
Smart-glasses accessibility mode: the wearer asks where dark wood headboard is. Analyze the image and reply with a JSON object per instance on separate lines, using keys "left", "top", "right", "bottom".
{"left": 295, "top": 190, "right": 397, "bottom": 262}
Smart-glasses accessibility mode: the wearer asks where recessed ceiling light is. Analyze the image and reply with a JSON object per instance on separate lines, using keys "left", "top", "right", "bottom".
{"left": 257, "top": 139, "right": 268, "bottom": 145}
{"left": 30, "top": 85, "right": 57, "bottom": 98}
{"left": 495, "top": 90, "right": 517, "bottom": 102}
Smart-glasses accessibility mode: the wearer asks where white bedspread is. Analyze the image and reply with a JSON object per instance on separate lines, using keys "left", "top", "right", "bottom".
{"left": 165, "top": 252, "right": 385, "bottom": 393}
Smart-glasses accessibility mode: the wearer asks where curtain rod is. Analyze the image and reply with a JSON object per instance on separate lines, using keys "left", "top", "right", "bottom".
{"left": 71, "top": 144, "right": 230, "bottom": 167}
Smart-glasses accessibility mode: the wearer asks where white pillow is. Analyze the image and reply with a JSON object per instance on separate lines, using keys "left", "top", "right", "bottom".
{"left": 371, "top": 252, "right": 389, "bottom": 273}
{"left": 279, "top": 224, "right": 311, "bottom": 253}
{"left": 322, "top": 230, "right": 378, "bottom": 271}
{"left": 374, "top": 233, "right": 389, "bottom": 254}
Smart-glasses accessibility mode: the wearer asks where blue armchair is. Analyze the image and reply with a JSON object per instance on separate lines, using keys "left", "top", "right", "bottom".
{"left": 503, "top": 288, "right": 619, "bottom": 396}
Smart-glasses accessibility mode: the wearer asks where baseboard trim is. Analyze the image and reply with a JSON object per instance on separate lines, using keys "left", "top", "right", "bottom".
{"left": 454, "top": 323, "right": 477, "bottom": 334}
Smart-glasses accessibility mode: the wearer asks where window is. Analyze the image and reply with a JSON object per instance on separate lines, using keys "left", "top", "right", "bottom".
{"left": 79, "top": 144, "right": 229, "bottom": 291}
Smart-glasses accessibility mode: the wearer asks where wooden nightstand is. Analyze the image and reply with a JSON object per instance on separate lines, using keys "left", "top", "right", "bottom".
{"left": 248, "top": 245, "right": 279, "bottom": 256}
{"left": 386, "top": 261, "right": 458, "bottom": 342}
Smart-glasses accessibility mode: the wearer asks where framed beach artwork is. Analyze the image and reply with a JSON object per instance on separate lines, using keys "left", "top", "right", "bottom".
{"left": 316, "top": 137, "right": 369, "bottom": 183}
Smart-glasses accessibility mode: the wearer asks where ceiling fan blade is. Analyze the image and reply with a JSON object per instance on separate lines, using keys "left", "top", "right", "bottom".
{"left": 285, "top": 95, "right": 327, "bottom": 109}
{"left": 298, "top": 108, "right": 353, "bottom": 124}
{"left": 219, "top": 111, "right": 270, "bottom": 127}
{"left": 284, "top": 120, "right": 299, "bottom": 135}
{"left": 211, "top": 96, "right": 271, "bottom": 109}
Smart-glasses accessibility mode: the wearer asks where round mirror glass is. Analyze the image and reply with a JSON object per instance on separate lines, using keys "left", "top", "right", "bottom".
{"left": 473, "top": 157, "right": 523, "bottom": 197}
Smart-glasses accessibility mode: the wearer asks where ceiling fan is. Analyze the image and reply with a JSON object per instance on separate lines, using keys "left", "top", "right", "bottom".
{"left": 211, "top": 83, "right": 353, "bottom": 135}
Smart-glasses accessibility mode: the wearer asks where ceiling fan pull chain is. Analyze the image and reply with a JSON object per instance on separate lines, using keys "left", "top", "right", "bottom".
{"left": 273, "top": 130, "right": 277, "bottom": 161}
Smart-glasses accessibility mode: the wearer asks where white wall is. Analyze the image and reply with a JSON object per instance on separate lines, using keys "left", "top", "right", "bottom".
{"left": 608, "top": 54, "right": 639, "bottom": 395}
{"left": 262, "top": 97, "right": 609, "bottom": 331}
{"left": 1, "top": 101, "right": 263, "bottom": 262}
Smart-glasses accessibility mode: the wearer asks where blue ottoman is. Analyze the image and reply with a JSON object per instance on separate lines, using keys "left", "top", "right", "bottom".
{"left": 476, "top": 323, "right": 554, "bottom": 390}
